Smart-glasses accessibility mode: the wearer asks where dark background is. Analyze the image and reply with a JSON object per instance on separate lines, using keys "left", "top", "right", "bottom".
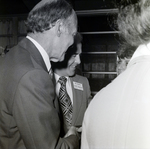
{"left": 0, "top": 0, "right": 120, "bottom": 15}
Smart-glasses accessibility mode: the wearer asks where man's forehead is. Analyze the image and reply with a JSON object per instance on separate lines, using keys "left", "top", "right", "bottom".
{"left": 75, "top": 49, "right": 82, "bottom": 55}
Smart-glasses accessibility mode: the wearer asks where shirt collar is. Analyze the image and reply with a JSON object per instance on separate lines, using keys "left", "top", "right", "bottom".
{"left": 54, "top": 73, "right": 69, "bottom": 83}
{"left": 130, "top": 42, "right": 150, "bottom": 61}
{"left": 26, "top": 36, "right": 51, "bottom": 72}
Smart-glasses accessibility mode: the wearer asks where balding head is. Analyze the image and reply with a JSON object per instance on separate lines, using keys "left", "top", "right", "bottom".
{"left": 25, "top": 0, "right": 76, "bottom": 33}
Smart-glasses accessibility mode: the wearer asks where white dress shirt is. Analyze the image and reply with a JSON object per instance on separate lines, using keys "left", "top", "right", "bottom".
{"left": 54, "top": 73, "right": 73, "bottom": 105}
{"left": 26, "top": 36, "right": 51, "bottom": 72}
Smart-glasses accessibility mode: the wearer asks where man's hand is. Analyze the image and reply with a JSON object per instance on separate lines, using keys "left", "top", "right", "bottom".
{"left": 76, "top": 126, "right": 82, "bottom": 133}
{"left": 64, "top": 126, "right": 81, "bottom": 138}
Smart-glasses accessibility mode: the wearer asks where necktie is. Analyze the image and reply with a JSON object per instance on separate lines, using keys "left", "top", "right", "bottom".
{"left": 58, "top": 76, "right": 73, "bottom": 126}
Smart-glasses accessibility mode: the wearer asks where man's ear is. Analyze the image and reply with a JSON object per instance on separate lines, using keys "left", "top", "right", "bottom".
{"left": 55, "top": 19, "right": 64, "bottom": 37}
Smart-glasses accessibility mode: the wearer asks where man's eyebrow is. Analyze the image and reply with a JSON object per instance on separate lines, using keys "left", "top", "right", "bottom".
{"left": 74, "top": 52, "right": 80, "bottom": 55}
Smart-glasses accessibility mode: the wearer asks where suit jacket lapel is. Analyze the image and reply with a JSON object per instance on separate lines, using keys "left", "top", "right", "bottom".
{"left": 18, "top": 38, "right": 48, "bottom": 72}
{"left": 70, "top": 76, "right": 83, "bottom": 125}
{"left": 51, "top": 73, "right": 61, "bottom": 114}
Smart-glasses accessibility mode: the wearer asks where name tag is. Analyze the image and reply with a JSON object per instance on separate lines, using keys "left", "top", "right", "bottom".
{"left": 73, "top": 81, "right": 83, "bottom": 91}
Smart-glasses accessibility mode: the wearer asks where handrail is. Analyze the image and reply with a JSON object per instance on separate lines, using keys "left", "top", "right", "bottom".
{"left": 76, "top": 9, "right": 118, "bottom": 16}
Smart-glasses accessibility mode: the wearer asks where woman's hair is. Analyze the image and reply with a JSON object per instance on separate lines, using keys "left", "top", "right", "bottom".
{"left": 25, "top": 0, "right": 74, "bottom": 33}
{"left": 117, "top": 0, "right": 150, "bottom": 57}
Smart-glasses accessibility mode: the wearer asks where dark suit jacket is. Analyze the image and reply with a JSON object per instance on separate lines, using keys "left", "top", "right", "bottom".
{"left": 71, "top": 75, "right": 92, "bottom": 127}
{"left": 0, "top": 38, "right": 79, "bottom": 149}
{"left": 53, "top": 74, "right": 92, "bottom": 135}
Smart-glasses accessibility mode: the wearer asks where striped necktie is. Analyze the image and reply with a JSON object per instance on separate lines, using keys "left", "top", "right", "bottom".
{"left": 58, "top": 76, "right": 73, "bottom": 125}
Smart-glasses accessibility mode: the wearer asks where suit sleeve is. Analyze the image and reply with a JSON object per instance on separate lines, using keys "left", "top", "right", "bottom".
{"left": 13, "top": 69, "right": 79, "bottom": 149}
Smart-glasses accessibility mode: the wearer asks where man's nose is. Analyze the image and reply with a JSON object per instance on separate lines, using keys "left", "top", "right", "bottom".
{"left": 75, "top": 55, "right": 81, "bottom": 64}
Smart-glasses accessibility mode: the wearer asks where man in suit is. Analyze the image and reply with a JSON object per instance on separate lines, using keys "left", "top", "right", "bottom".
{"left": 51, "top": 32, "right": 92, "bottom": 137}
{"left": 81, "top": 0, "right": 150, "bottom": 149}
{"left": 0, "top": 0, "right": 80, "bottom": 149}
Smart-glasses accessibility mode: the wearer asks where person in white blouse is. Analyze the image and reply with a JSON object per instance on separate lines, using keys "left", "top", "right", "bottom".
{"left": 81, "top": 0, "right": 150, "bottom": 148}
{"left": 51, "top": 32, "right": 92, "bottom": 138}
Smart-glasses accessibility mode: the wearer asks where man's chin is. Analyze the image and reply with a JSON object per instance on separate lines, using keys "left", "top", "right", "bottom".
{"left": 69, "top": 70, "right": 76, "bottom": 77}
{"left": 58, "top": 55, "right": 65, "bottom": 62}
{"left": 50, "top": 56, "right": 64, "bottom": 62}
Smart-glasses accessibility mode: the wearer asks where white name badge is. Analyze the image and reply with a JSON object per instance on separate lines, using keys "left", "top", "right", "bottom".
{"left": 73, "top": 81, "right": 83, "bottom": 91}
